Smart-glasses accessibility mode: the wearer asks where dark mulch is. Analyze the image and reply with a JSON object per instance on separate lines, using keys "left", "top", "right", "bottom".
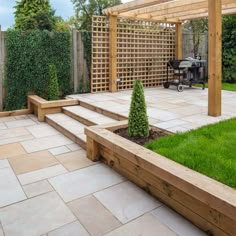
{"left": 114, "top": 127, "right": 170, "bottom": 146}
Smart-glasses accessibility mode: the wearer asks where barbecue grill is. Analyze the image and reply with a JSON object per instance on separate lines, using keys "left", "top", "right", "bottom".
{"left": 164, "top": 58, "right": 206, "bottom": 92}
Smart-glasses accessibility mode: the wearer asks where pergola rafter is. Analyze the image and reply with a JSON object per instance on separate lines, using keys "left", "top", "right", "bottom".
{"left": 101, "top": 0, "right": 236, "bottom": 117}
{"left": 103, "top": 0, "right": 236, "bottom": 20}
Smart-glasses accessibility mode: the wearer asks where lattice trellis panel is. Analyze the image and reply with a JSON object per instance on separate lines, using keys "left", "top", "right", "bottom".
{"left": 117, "top": 18, "right": 175, "bottom": 90}
{"left": 91, "top": 16, "right": 110, "bottom": 93}
{"left": 91, "top": 16, "right": 176, "bottom": 93}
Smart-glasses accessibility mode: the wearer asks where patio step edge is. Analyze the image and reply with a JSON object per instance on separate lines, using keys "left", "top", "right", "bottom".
{"left": 78, "top": 100, "right": 127, "bottom": 121}
{"left": 45, "top": 115, "right": 87, "bottom": 150}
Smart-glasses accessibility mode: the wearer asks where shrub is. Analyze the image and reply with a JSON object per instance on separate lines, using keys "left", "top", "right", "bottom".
{"left": 47, "top": 64, "right": 59, "bottom": 100}
{"left": 5, "top": 30, "right": 71, "bottom": 110}
{"left": 128, "top": 80, "right": 149, "bottom": 137}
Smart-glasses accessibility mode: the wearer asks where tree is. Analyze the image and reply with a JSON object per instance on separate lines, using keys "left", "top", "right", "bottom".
{"left": 222, "top": 15, "right": 236, "bottom": 83}
{"left": 47, "top": 64, "right": 59, "bottom": 100}
{"left": 71, "top": 0, "right": 121, "bottom": 31}
{"left": 128, "top": 80, "right": 149, "bottom": 138}
{"left": 183, "top": 19, "right": 208, "bottom": 58}
{"left": 14, "top": 0, "right": 55, "bottom": 31}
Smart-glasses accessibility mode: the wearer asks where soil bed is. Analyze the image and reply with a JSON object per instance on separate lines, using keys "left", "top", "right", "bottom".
{"left": 114, "top": 127, "right": 170, "bottom": 146}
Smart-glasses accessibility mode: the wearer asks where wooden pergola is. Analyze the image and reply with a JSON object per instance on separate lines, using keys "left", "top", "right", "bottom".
{"left": 103, "top": 0, "right": 236, "bottom": 117}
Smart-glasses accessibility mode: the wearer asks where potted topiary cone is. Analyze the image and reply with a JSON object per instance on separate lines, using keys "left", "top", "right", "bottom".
{"left": 128, "top": 79, "right": 149, "bottom": 137}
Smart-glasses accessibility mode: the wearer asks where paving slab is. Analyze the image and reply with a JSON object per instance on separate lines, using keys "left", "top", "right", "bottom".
{"left": 0, "top": 161, "right": 26, "bottom": 207}
{"left": 151, "top": 206, "right": 206, "bottom": 236}
{"left": 66, "top": 143, "right": 82, "bottom": 151}
{"left": 68, "top": 195, "right": 121, "bottom": 236}
{"left": 104, "top": 213, "right": 177, "bottom": 236}
{"left": 0, "top": 192, "right": 76, "bottom": 236}
{"left": 18, "top": 164, "right": 68, "bottom": 185}
{"left": 23, "top": 180, "right": 54, "bottom": 198}
{"left": 49, "top": 164, "right": 125, "bottom": 202}
{"left": 4, "top": 119, "right": 36, "bottom": 128}
{"left": 55, "top": 150, "right": 95, "bottom": 171}
{"left": 21, "top": 135, "right": 73, "bottom": 153}
{"left": 26, "top": 124, "right": 60, "bottom": 138}
{"left": 94, "top": 181, "right": 161, "bottom": 224}
{"left": 48, "top": 221, "right": 89, "bottom": 236}
{"left": 0, "top": 143, "right": 26, "bottom": 160}
{"left": 8, "top": 150, "right": 59, "bottom": 175}
{"left": 49, "top": 146, "right": 70, "bottom": 156}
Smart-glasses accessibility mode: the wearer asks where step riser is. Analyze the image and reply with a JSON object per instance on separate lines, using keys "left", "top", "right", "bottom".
{"left": 46, "top": 117, "right": 86, "bottom": 150}
{"left": 63, "top": 109, "right": 96, "bottom": 126}
{"left": 79, "top": 101, "right": 127, "bottom": 121}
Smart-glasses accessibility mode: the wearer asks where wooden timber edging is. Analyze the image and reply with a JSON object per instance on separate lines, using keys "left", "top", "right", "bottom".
{"left": 28, "top": 95, "right": 79, "bottom": 121}
{"left": 85, "top": 121, "right": 236, "bottom": 236}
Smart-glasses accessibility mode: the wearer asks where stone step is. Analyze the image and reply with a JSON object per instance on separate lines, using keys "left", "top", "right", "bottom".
{"left": 46, "top": 113, "right": 87, "bottom": 150}
{"left": 63, "top": 105, "right": 118, "bottom": 126}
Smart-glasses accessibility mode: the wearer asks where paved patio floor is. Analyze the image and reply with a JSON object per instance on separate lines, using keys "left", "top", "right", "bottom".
{"left": 69, "top": 87, "right": 236, "bottom": 133}
{"left": 0, "top": 114, "right": 206, "bottom": 236}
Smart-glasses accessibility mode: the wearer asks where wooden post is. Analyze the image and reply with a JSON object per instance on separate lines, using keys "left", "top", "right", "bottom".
{"left": 109, "top": 15, "right": 117, "bottom": 92}
{"left": 175, "top": 23, "right": 182, "bottom": 59}
{"left": 72, "top": 29, "right": 78, "bottom": 93}
{"left": 208, "top": 0, "right": 222, "bottom": 116}
{"left": 87, "top": 136, "right": 100, "bottom": 161}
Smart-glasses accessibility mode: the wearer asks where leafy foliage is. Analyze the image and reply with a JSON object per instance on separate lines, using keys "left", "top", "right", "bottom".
{"left": 183, "top": 19, "right": 208, "bottom": 58}
{"left": 14, "top": 0, "right": 55, "bottom": 31}
{"left": 71, "top": 0, "right": 121, "bottom": 31}
{"left": 128, "top": 80, "right": 149, "bottom": 138}
{"left": 222, "top": 15, "right": 236, "bottom": 83}
{"left": 47, "top": 64, "right": 59, "bottom": 100}
{"left": 5, "top": 30, "right": 71, "bottom": 110}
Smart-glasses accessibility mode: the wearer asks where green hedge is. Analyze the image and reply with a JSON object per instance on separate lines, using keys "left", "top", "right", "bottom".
{"left": 5, "top": 30, "right": 71, "bottom": 110}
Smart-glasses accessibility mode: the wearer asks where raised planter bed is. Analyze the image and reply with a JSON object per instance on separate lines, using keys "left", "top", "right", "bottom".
{"left": 85, "top": 121, "right": 236, "bottom": 236}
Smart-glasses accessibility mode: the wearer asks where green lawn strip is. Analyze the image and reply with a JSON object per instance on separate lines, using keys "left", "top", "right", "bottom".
{"left": 145, "top": 118, "right": 236, "bottom": 189}
{"left": 195, "top": 82, "right": 236, "bottom": 91}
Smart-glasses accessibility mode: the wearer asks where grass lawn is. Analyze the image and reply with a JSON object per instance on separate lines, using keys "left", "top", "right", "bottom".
{"left": 196, "top": 82, "right": 236, "bottom": 91}
{"left": 145, "top": 118, "right": 236, "bottom": 189}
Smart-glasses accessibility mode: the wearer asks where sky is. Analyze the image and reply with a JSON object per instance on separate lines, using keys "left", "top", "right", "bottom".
{"left": 0, "top": 0, "right": 75, "bottom": 30}
{"left": 0, "top": 0, "right": 132, "bottom": 31}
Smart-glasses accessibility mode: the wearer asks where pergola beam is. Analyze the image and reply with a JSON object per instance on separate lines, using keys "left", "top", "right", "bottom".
{"left": 104, "top": 0, "right": 236, "bottom": 21}
{"left": 103, "top": 0, "right": 173, "bottom": 15}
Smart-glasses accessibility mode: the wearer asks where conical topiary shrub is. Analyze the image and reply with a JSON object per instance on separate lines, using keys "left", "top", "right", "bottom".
{"left": 47, "top": 64, "right": 59, "bottom": 100}
{"left": 128, "top": 80, "right": 149, "bottom": 137}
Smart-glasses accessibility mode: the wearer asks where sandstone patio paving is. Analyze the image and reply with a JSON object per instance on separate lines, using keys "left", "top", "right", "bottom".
{"left": 68, "top": 195, "right": 121, "bottom": 236}
{"left": 8, "top": 150, "right": 59, "bottom": 175}
{"left": 94, "top": 181, "right": 160, "bottom": 224}
{"left": 21, "top": 135, "right": 73, "bottom": 153}
{"left": 0, "top": 160, "right": 26, "bottom": 207}
{"left": 47, "top": 221, "right": 89, "bottom": 236}
{"left": 49, "top": 164, "right": 126, "bottom": 202}
{"left": 104, "top": 213, "right": 177, "bottom": 236}
{"left": 18, "top": 164, "right": 68, "bottom": 185}
{"left": 151, "top": 206, "right": 206, "bottom": 236}
{"left": 22, "top": 180, "right": 54, "bottom": 198}
{"left": 55, "top": 150, "right": 95, "bottom": 171}
{"left": 0, "top": 192, "right": 76, "bottom": 236}
{"left": 0, "top": 143, "right": 26, "bottom": 159}
{"left": 0, "top": 110, "right": 213, "bottom": 235}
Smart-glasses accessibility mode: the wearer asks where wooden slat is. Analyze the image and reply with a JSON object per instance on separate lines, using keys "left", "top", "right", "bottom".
{"left": 208, "top": 0, "right": 222, "bottom": 116}
{"left": 0, "top": 109, "right": 31, "bottom": 117}
{"left": 109, "top": 15, "right": 117, "bottom": 92}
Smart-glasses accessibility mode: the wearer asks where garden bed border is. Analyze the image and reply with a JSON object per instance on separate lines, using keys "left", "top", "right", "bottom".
{"left": 85, "top": 121, "right": 236, "bottom": 236}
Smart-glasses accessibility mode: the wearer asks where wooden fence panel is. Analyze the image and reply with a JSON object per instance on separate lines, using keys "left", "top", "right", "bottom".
{"left": 0, "top": 30, "right": 6, "bottom": 111}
